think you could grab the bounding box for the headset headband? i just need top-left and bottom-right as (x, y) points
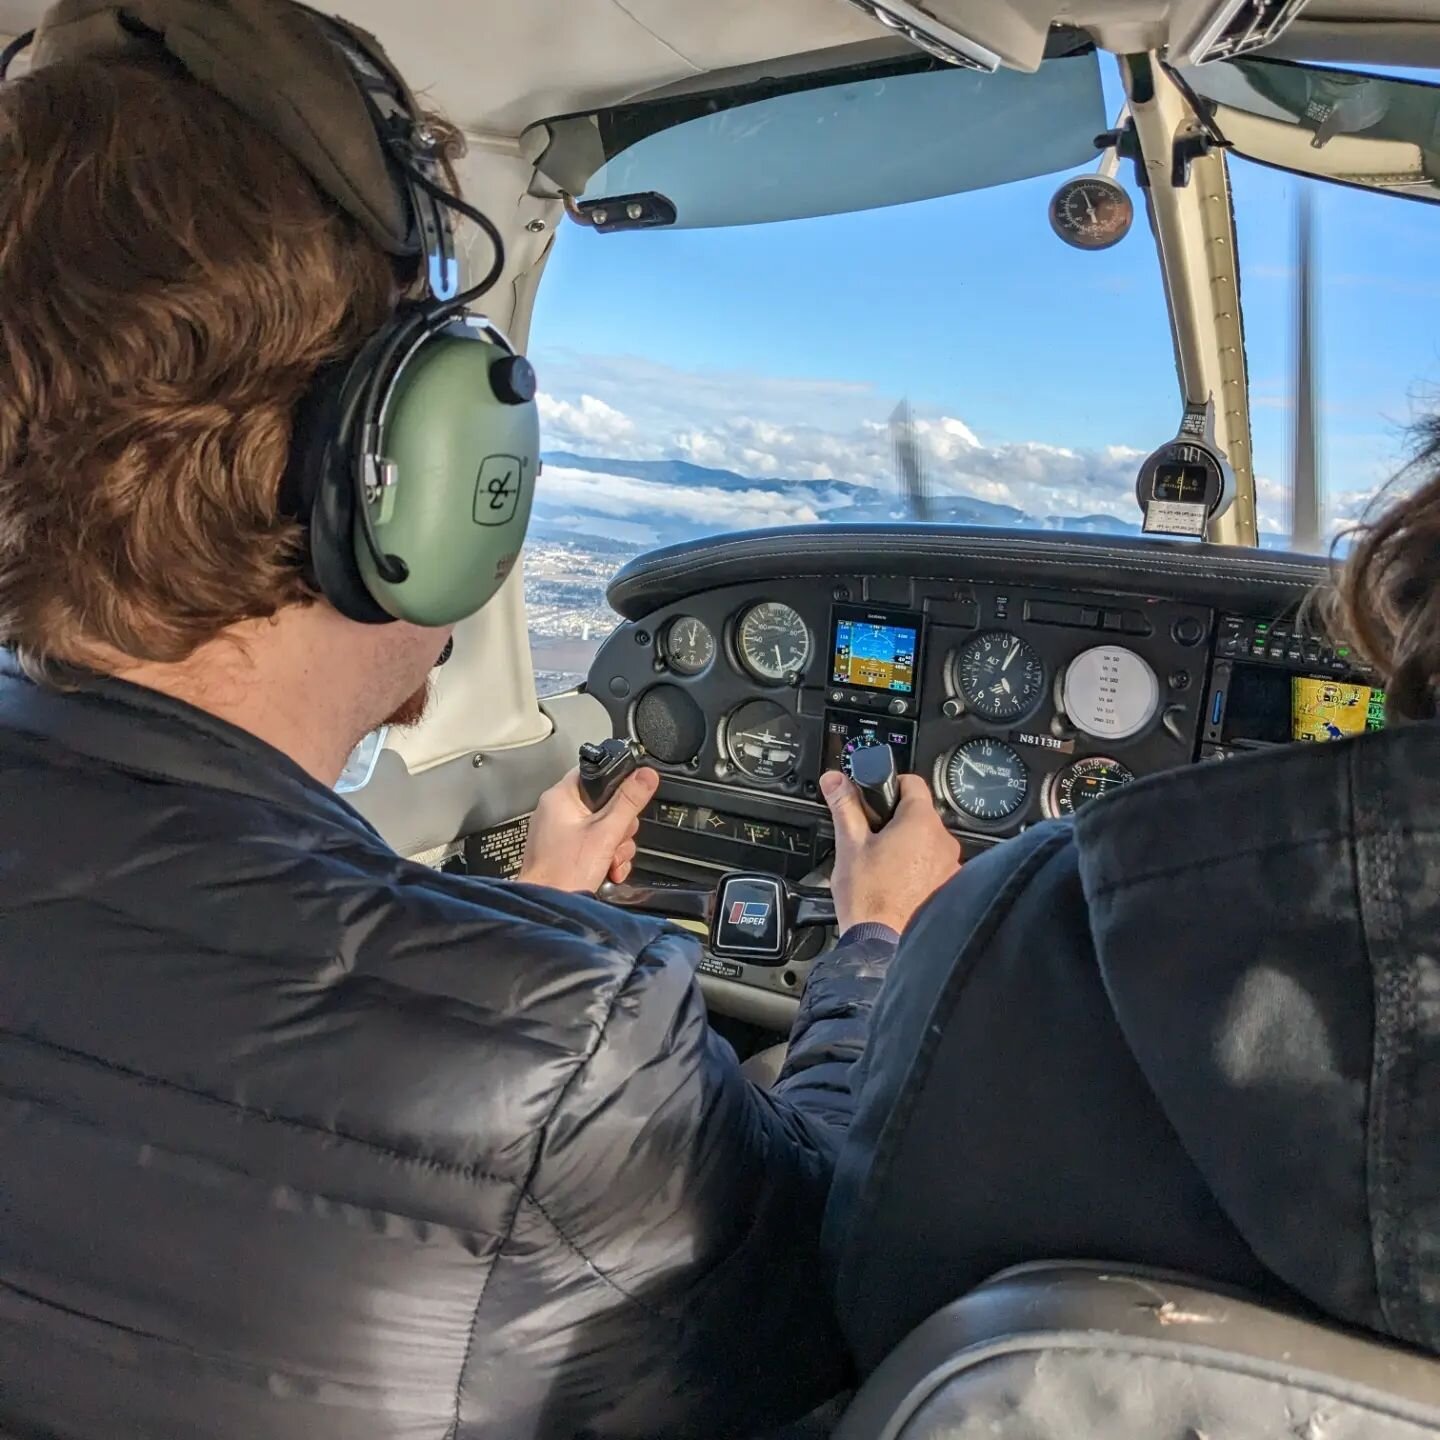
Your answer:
(8, 0), (501, 304)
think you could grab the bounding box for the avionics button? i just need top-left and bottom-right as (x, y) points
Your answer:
(1026, 599), (1084, 627)
(927, 598), (980, 628)
(1102, 610), (1125, 632)
(1123, 612), (1153, 637)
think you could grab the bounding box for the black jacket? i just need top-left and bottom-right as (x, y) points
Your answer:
(0, 657), (894, 1440)
(826, 722), (1440, 1370)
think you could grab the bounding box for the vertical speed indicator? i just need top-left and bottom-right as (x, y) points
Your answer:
(940, 737), (1030, 823)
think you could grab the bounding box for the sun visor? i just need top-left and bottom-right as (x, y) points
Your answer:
(30, 0), (413, 255)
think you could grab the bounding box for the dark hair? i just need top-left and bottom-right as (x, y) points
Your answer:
(0, 56), (399, 678)
(1328, 412), (1440, 722)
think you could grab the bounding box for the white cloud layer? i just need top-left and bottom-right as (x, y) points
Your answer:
(533, 350), (1301, 534)
(540, 465), (826, 533)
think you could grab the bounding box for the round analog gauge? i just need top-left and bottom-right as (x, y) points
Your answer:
(1062, 646), (1160, 741)
(663, 615), (715, 676)
(1043, 756), (1136, 818)
(953, 630), (1046, 723)
(1048, 175), (1134, 251)
(736, 602), (811, 684)
(940, 737), (1030, 823)
(725, 700), (801, 781)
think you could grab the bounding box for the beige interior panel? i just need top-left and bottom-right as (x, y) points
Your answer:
(9, 3), (1439, 145)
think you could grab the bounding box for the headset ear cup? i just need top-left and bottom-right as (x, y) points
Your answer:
(308, 441), (394, 624)
(284, 336), (402, 626)
(356, 320), (539, 626)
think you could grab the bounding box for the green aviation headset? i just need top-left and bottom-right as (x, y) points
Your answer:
(6, 0), (541, 629)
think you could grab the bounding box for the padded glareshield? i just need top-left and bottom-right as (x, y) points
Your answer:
(356, 320), (539, 626)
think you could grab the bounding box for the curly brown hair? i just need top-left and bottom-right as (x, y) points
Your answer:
(0, 55), (399, 678)
(1327, 414), (1440, 723)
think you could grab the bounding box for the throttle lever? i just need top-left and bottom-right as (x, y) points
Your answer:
(848, 743), (900, 830)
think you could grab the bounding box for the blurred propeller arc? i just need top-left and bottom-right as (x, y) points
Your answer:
(1289, 186), (1323, 552)
(890, 398), (933, 521)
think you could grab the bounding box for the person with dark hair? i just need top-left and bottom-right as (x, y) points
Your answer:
(0, 7), (961, 1439)
(823, 450), (1440, 1370)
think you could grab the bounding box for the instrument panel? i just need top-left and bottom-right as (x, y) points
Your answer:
(590, 577), (1215, 855)
(578, 528), (1368, 1015)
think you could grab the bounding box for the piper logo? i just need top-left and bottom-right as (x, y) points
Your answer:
(728, 900), (771, 930)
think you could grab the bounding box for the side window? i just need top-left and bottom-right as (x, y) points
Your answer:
(1231, 160), (1440, 552)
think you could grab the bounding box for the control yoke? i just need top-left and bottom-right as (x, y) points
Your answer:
(576, 741), (897, 961)
(849, 742), (900, 830)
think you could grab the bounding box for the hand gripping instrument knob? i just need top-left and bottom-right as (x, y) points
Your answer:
(578, 738), (643, 813)
(848, 744), (899, 831)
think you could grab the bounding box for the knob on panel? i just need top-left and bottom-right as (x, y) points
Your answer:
(632, 684), (705, 765)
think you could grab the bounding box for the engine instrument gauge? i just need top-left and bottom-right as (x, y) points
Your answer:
(1062, 646), (1160, 741)
(1043, 756), (1136, 818)
(1048, 175), (1134, 251)
(663, 615), (715, 676)
(737, 602), (811, 683)
(953, 630), (1045, 723)
(724, 700), (801, 781)
(940, 737), (1030, 823)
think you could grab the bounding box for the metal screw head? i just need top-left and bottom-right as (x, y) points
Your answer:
(626, 202), (644, 221)
(471, 753), (486, 769)
(525, 218), (547, 233)
(591, 208), (608, 226)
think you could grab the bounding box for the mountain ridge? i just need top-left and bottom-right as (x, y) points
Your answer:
(537, 449), (1140, 548)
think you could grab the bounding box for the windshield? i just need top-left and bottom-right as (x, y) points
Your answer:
(523, 54), (1440, 695)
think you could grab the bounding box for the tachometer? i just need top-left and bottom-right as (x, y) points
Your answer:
(1043, 756), (1136, 818)
(940, 737), (1029, 823)
(663, 615), (715, 676)
(724, 700), (801, 781)
(953, 631), (1045, 723)
(737, 602), (811, 683)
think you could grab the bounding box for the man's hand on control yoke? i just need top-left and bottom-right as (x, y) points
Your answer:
(822, 771), (961, 936)
(518, 766), (660, 892)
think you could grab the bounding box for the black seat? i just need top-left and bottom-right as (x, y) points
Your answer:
(835, 1262), (1440, 1439)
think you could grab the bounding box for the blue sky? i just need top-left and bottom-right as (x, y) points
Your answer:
(529, 56), (1440, 542)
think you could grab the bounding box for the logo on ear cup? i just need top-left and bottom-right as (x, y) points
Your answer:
(474, 455), (528, 526)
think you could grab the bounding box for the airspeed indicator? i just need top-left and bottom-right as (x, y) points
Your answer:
(737, 602), (810, 683)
